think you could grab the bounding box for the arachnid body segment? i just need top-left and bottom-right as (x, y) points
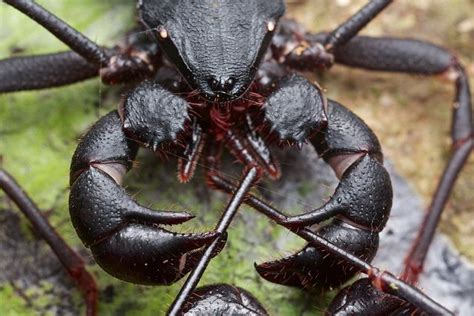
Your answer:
(140, 0), (285, 101)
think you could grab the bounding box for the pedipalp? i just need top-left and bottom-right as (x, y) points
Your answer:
(69, 82), (226, 286)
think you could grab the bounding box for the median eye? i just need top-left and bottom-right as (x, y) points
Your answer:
(224, 77), (236, 91)
(210, 78), (219, 89)
(208, 77), (236, 94)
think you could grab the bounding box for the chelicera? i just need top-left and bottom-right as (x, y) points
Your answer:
(0, 0), (472, 315)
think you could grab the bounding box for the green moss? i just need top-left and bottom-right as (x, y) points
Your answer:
(297, 181), (314, 198)
(0, 285), (31, 316)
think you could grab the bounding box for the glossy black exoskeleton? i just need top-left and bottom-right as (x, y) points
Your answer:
(182, 284), (269, 316)
(1, 0), (471, 315)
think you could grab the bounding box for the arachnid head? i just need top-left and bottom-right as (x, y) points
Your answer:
(139, 0), (285, 102)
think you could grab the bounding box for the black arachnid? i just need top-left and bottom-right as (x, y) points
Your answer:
(0, 0), (472, 315)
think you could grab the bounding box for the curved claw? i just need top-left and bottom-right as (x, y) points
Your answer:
(91, 227), (226, 285)
(277, 209), (335, 229)
(327, 278), (415, 315)
(278, 154), (392, 232)
(70, 167), (196, 247)
(255, 249), (318, 290)
(70, 166), (226, 285)
(256, 222), (379, 290)
(255, 244), (363, 291)
(255, 245), (362, 291)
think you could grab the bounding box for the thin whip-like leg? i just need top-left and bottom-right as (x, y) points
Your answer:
(0, 169), (98, 316)
(0, 52), (99, 92)
(3, 0), (107, 64)
(167, 167), (259, 316)
(208, 174), (453, 316)
(405, 136), (472, 282)
(169, 129), (271, 315)
(403, 70), (472, 282)
(1, 0), (104, 92)
(324, 0), (393, 51)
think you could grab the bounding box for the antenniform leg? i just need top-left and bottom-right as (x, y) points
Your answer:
(0, 169), (98, 316)
(323, 0), (393, 51)
(167, 167), (259, 316)
(328, 36), (473, 284)
(169, 116), (279, 314)
(69, 81), (224, 285)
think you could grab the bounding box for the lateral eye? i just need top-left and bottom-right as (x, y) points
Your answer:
(266, 20), (276, 32)
(156, 25), (168, 40)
